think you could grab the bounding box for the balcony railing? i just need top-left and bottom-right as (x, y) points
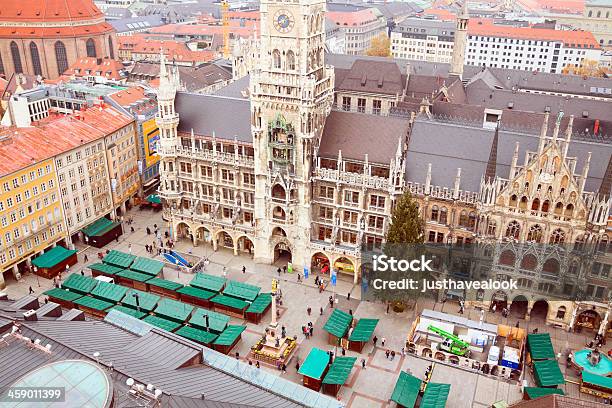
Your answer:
(314, 167), (389, 189)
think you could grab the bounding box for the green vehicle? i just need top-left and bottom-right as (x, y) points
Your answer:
(427, 325), (471, 357)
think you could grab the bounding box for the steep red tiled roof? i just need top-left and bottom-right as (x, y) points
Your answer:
(468, 20), (601, 48)
(119, 36), (215, 63)
(0, 0), (104, 22)
(0, 105), (133, 177)
(421, 8), (457, 21)
(63, 57), (125, 80)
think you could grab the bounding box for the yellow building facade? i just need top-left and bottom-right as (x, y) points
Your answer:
(0, 159), (66, 289)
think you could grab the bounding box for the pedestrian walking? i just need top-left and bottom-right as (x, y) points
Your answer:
(130, 226), (135, 233)
(341, 348), (346, 356)
(146, 227), (151, 235)
(128, 243), (132, 254)
(373, 336), (378, 347)
(307, 306), (312, 316)
(386, 303), (390, 314)
(256, 361), (260, 369)
(235, 352), (240, 360)
(295, 361), (300, 371)
(242, 266), (246, 274)
(277, 267), (281, 276)
(349, 309), (353, 316)
(28, 286), (34, 295)
(281, 325), (286, 338)
(80, 270), (84, 276)
(44, 298), (48, 304)
(385, 350), (390, 359)
(248, 360), (253, 366)
(381, 337), (386, 347)
(283, 265), (287, 274)
(361, 359), (366, 369)
(391, 351), (396, 361)
(223, 266), (227, 277)
(515, 321), (520, 328)
(83, 254), (88, 263)
(281, 363), (287, 373)
(347, 292), (351, 300)
(320, 306), (323, 315)
(297, 273), (301, 282)
(309, 326), (313, 337)
(401, 347), (405, 357)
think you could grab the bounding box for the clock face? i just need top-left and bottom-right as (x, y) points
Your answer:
(273, 10), (294, 33)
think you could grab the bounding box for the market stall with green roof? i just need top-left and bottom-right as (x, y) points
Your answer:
(62, 274), (98, 295)
(523, 387), (564, 400)
(322, 356), (357, 396)
(175, 326), (218, 347)
(189, 308), (229, 334)
(348, 318), (379, 352)
(211, 294), (249, 318)
(245, 293), (272, 324)
(88, 263), (124, 279)
(121, 289), (160, 313)
(177, 286), (215, 308)
(31, 246), (78, 279)
(580, 371), (612, 399)
(147, 278), (183, 299)
(74, 296), (114, 318)
(143, 315), (182, 332)
(141, 194), (162, 210)
(82, 217), (122, 248)
(223, 280), (261, 302)
(115, 270), (152, 291)
(103, 250), (136, 269)
(91, 281), (129, 304)
(189, 272), (226, 293)
(212, 325), (247, 354)
(109, 305), (147, 320)
(153, 298), (194, 323)
(421, 382), (451, 408)
(130, 257), (164, 277)
(298, 348), (331, 391)
(533, 359), (565, 388)
(527, 333), (556, 362)
(390, 372), (422, 408)
(43, 288), (83, 309)
(323, 309), (353, 345)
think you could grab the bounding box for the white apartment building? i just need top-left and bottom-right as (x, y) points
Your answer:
(465, 22), (602, 73)
(391, 18), (456, 63)
(327, 7), (387, 55)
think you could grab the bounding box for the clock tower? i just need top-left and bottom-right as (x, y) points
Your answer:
(250, 0), (334, 268)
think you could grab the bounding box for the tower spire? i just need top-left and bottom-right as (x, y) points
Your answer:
(449, 1), (469, 78)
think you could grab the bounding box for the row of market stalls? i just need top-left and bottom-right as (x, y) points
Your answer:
(391, 371), (450, 408)
(43, 250), (271, 355)
(524, 333), (566, 400)
(322, 308), (379, 352)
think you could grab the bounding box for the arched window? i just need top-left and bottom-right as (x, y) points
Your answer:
(29, 42), (42, 76)
(439, 207), (447, 224)
(542, 258), (560, 275)
(487, 220), (496, 236)
(519, 196), (528, 210)
(597, 10), (601, 17)
(505, 220), (520, 239)
(55, 41), (69, 75)
(286, 50), (295, 70)
(86, 38), (97, 57)
(541, 200), (550, 212)
(527, 225), (543, 243)
(521, 254), (537, 270)
(509, 194), (518, 207)
(108, 36), (115, 59)
(554, 202), (563, 214)
(549, 228), (565, 244)
(468, 212), (477, 230)
(564, 203), (574, 217)
(598, 235), (609, 253)
(531, 198), (540, 211)
(588, 10), (593, 16)
(574, 235), (585, 251)
(499, 250), (515, 266)
(272, 49), (281, 69)
(430, 205), (439, 222)
(10, 41), (23, 74)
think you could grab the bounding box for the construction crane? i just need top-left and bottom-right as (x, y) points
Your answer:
(221, 0), (230, 59)
(427, 325), (471, 357)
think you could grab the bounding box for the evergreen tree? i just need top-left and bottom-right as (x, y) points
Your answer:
(386, 192), (424, 245)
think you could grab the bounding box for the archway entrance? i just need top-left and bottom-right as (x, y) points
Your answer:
(510, 295), (528, 319)
(274, 242), (292, 264)
(217, 231), (234, 250)
(333, 257), (355, 276)
(176, 222), (191, 241)
(237, 236), (254, 256)
(195, 227), (211, 246)
(311, 252), (330, 275)
(576, 309), (601, 332)
(490, 290), (508, 312)
(530, 300), (549, 321)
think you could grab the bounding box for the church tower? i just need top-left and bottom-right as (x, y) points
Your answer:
(250, 0), (334, 268)
(449, 1), (469, 78)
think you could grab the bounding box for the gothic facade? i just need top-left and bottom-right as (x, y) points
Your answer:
(157, 0), (612, 332)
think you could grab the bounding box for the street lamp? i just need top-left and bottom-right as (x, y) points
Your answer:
(175, 259), (180, 278)
(204, 314), (210, 333)
(33, 266), (40, 287)
(132, 292), (141, 312)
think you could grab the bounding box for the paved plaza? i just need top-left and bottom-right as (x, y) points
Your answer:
(3, 206), (609, 407)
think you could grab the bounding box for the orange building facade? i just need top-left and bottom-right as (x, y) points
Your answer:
(0, 0), (118, 80)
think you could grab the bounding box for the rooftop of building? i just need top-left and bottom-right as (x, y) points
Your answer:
(63, 57), (127, 81)
(335, 59), (405, 96)
(118, 36), (216, 63)
(327, 8), (385, 27)
(420, 8), (457, 21)
(0, 104), (133, 177)
(468, 20), (601, 48)
(107, 85), (157, 116)
(148, 23), (257, 38)
(0, 0), (104, 23)
(110, 14), (166, 33)
(129, 61), (231, 92)
(394, 17), (456, 31)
